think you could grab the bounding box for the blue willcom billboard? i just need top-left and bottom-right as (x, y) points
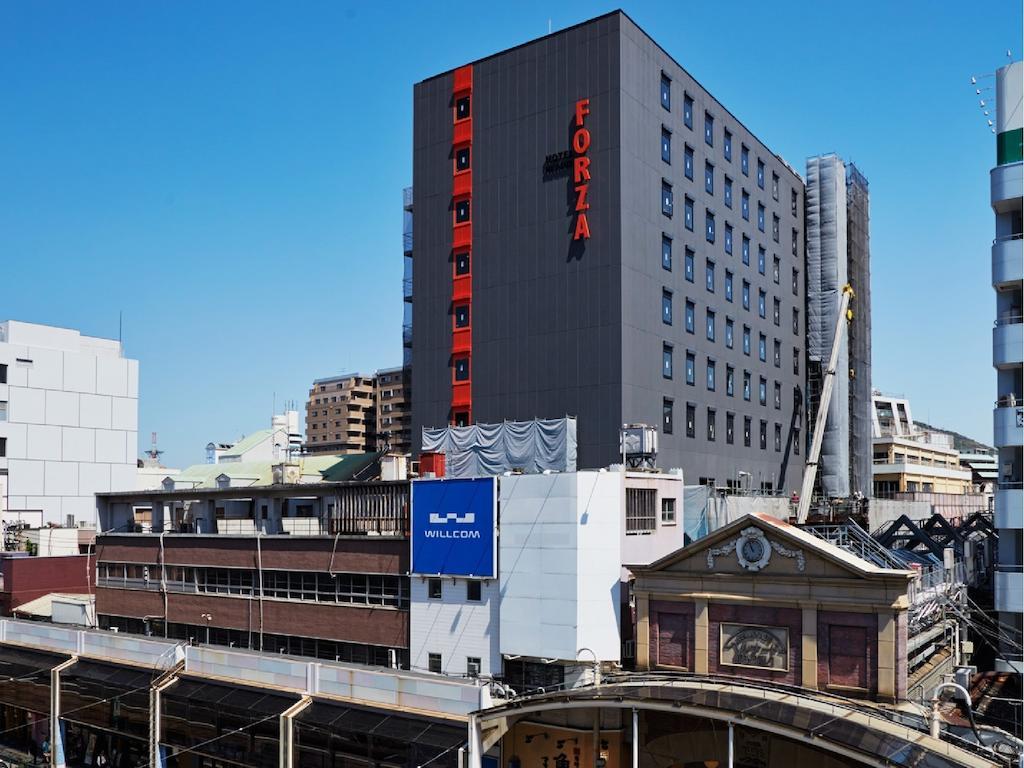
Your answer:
(411, 477), (496, 578)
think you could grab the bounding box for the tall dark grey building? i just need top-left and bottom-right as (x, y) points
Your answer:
(411, 11), (807, 491)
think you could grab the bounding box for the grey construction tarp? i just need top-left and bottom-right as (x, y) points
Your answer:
(806, 154), (850, 498)
(421, 417), (577, 478)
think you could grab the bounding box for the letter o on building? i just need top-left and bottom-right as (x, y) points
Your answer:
(572, 128), (591, 154)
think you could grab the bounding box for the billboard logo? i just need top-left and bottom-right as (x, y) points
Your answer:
(412, 477), (496, 577)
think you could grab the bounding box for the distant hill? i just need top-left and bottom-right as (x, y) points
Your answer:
(915, 420), (995, 455)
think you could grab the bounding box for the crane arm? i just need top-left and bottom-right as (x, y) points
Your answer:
(796, 284), (854, 523)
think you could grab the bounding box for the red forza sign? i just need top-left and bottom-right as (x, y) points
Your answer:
(573, 98), (591, 240)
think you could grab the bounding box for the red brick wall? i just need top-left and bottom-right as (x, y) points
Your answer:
(95, 587), (408, 647)
(817, 611), (878, 697)
(648, 600), (695, 670)
(0, 555), (94, 614)
(708, 604), (802, 686)
(96, 535), (407, 573)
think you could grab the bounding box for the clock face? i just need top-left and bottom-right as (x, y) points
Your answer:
(741, 538), (765, 563)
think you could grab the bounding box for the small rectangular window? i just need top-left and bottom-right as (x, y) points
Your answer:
(757, 203), (765, 232)
(467, 657), (482, 677)
(793, 347), (800, 375)
(0, 437), (6, 457)
(741, 145), (749, 175)
(772, 171), (779, 200)
(775, 423), (782, 452)
(758, 289), (767, 319)
(662, 235), (672, 271)
(726, 365), (735, 397)
(774, 381), (782, 409)
(792, 228), (799, 257)
(685, 300), (695, 333)
(455, 252), (471, 275)
(741, 191), (750, 221)
(684, 145), (694, 179)
(467, 580), (482, 602)
(759, 377), (768, 406)
(686, 403), (696, 438)
(706, 210), (715, 243)
(724, 223), (733, 255)
(724, 129), (732, 161)
(793, 308), (800, 335)
(706, 260), (715, 293)
(0, 364), (6, 384)
(661, 127), (672, 164)
(428, 578), (442, 599)
(455, 198), (471, 223)
(743, 325), (751, 355)
(454, 304), (470, 329)
(684, 197), (694, 231)
(726, 413), (735, 444)
(455, 146), (471, 172)
(705, 162), (714, 194)
(758, 247), (766, 275)
(706, 360), (716, 391)
(725, 318), (734, 348)
(663, 399), (674, 434)
(455, 96), (471, 121)
(742, 280), (751, 311)
(759, 333), (767, 362)
(454, 357), (470, 382)
(773, 256), (781, 284)
(725, 270), (733, 302)
(792, 267), (799, 296)
(683, 94), (694, 129)
(757, 159), (765, 189)
(760, 420), (768, 450)
(704, 112), (714, 146)
(743, 371), (751, 401)
(773, 297), (781, 326)
(773, 214), (780, 243)
(661, 498), (677, 524)
(663, 290), (673, 325)
(706, 309), (716, 341)
(707, 407), (716, 441)
(773, 339), (781, 367)
(663, 344), (673, 380)
(685, 352), (695, 385)
(744, 416), (752, 447)
(661, 74), (671, 110)
(429, 653), (443, 673)
(685, 248), (695, 282)
(662, 181), (674, 217)
(792, 189), (799, 217)
(742, 236), (750, 265)
(724, 176), (733, 208)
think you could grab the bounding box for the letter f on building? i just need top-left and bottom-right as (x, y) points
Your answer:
(575, 98), (590, 127)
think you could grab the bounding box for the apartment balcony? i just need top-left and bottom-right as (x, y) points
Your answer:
(993, 235), (1024, 287)
(993, 402), (1024, 446)
(995, 568), (1024, 613)
(403, 186), (413, 211)
(993, 317), (1023, 367)
(995, 482), (1023, 528)
(991, 161), (1023, 211)
(402, 323), (412, 348)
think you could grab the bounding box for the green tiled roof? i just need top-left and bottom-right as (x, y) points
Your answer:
(221, 429), (275, 458)
(171, 452), (380, 489)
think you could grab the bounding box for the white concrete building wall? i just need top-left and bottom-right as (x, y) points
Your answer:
(499, 471), (623, 663)
(0, 321), (139, 527)
(409, 577), (500, 677)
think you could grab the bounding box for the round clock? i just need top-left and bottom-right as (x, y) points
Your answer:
(735, 528), (772, 571)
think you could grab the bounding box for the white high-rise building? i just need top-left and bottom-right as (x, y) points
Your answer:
(0, 320), (139, 529)
(990, 59), (1023, 673)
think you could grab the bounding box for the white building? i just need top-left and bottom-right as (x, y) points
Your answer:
(408, 469), (690, 689)
(205, 410), (301, 465)
(0, 320), (139, 528)
(990, 59), (1023, 672)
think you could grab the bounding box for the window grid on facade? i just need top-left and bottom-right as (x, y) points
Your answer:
(626, 488), (657, 534)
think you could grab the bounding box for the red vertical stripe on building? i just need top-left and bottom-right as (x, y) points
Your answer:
(450, 65), (473, 425)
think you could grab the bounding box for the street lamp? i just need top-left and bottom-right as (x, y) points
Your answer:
(200, 613), (213, 645)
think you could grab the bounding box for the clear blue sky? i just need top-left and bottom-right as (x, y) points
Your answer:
(1, 1), (1019, 468)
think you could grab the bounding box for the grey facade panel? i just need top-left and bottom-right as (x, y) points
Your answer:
(413, 11), (807, 491)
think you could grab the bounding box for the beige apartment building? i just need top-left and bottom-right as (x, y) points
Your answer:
(304, 368), (411, 455)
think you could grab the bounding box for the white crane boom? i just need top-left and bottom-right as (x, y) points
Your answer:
(796, 285), (854, 523)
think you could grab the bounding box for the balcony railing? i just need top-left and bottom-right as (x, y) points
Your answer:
(402, 324), (412, 347)
(403, 232), (413, 254)
(994, 233), (1024, 243)
(995, 313), (1023, 327)
(996, 394), (1023, 407)
(403, 187), (413, 209)
(403, 278), (413, 301)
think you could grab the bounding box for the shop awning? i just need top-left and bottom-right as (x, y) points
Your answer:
(297, 699), (466, 749)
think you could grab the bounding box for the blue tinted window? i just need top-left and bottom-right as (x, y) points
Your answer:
(661, 74), (671, 110)
(705, 211), (715, 243)
(724, 129), (732, 161)
(686, 352), (695, 385)
(743, 327), (751, 356)
(685, 301), (695, 334)
(706, 310), (715, 341)
(662, 182), (674, 217)
(725, 270), (733, 302)
(704, 112), (714, 146)
(741, 191), (750, 221)
(662, 290), (673, 324)
(725, 224), (733, 255)
(742, 236), (750, 265)
(684, 145), (694, 179)
(725, 319), (734, 348)
(683, 94), (693, 129)
(663, 344), (673, 379)
(705, 162), (714, 194)
(724, 177), (733, 208)
(661, 128), (671, 164)
(662, 236), (672, 271)
(741, 145), (749, 175)
(685, 248), (695, 282)
(684, 197), (694, 231)
(706, 360), (716, 391)
(706, 260), (715, 292)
